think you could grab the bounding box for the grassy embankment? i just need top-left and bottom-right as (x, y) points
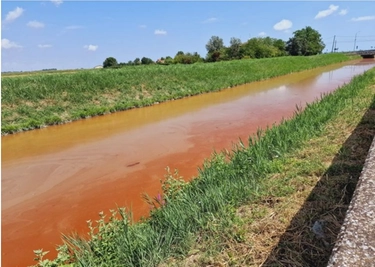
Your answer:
(2, 53), (355, 135)
(32, 66), (375, 266)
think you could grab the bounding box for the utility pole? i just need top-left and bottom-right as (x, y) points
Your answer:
(354, 31), (360, 51)
(331, 35), (336, 53)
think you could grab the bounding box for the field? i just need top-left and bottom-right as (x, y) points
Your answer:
(31, 65), (375, 267)
(1, 54), (354, 135)
(1, 69), (82, 78)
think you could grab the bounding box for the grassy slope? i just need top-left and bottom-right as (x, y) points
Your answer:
(31, 67), (375, 267)
(1, 54), (354, 135)
(160, 70), (375, 267)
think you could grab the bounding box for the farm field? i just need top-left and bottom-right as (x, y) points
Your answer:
(1, 54), (354, 135)
(1, 68), (82, 78)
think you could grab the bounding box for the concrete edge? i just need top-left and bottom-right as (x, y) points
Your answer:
(327, 137), (375, 267)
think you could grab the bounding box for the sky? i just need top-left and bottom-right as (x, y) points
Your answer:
(1, 1), (375, 72)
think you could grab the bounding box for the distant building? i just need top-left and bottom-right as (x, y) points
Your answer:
(94, 65), (103, 69)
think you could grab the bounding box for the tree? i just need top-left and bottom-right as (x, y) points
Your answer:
(228, 37), (242, 59)
(174, 51), (203, 64)
(273, 39), (287, 56)
(205, 36), (224, 54)
(103, 57), (118, 68)
(133, 58), (141, 65)
(286, 26), (325, 56)
(141, 57), (154, 65)
(165, 56), (174, 65)
(240, 37), (286, 59)
(205, 36), (226, 62)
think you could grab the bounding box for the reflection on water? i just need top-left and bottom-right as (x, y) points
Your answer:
(1, 59), (375, 267)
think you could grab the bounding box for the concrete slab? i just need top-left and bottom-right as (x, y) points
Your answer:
(327, 138), (375, 267)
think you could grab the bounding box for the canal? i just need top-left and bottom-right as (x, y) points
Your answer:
(2, 59), (375, 266)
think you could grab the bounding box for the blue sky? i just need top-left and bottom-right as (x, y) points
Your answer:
(1, 1), (375, 72)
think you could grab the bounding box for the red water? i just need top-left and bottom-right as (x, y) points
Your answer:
(2, 59), (374, 266)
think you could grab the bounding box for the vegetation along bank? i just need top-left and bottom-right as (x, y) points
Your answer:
(32, 66), (375, 266)
(1, 53), (356, 135)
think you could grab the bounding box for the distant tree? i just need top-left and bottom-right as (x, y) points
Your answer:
(286, 38), (303, 56)
(141, 57), (154, 65)
(206, 36), (224, 54)
(208, 51), (221, 62)
(134, 58), (141, 65)
(228, 37), (242, 59)
(206, 48), (229, 62)
(192, 52), (204, 63)
(205, 36), (226, 62)
(174, 51), (203, 64)
(103, 57), (118, 68)
(273, 39), (287, 56)
(165, 56), (174, 65)
(240, 37), (286, 59)
(286, 26), (325, 56)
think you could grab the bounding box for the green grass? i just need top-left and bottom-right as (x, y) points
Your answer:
(2, 53), (356, 135)
(160, 72), (375, 267)
(31, 66), (375, 267)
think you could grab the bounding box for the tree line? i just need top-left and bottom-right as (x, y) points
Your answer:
(103, 26), (325, 68)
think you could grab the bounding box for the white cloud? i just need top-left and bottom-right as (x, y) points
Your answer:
(203, 17), (218, 23)
(65, 25), (83, 30)
(57, 25), (84, 37)
(51, 0), (63, 6)
(273, 19), (292, 31)
(2, 39), (22, 49)
(315, 4), (339, 19)
(258, 32), (267, 37)
(38, 44), (52, 48)
(27, 20), (45, 28)
(339, 9), (348, 16)
(154, 29), (167, 35)
(4, 7), (24, 23)
(351, 16), (375, 21)
(139, 25), (147, 28)
(84, 45), (98, 51)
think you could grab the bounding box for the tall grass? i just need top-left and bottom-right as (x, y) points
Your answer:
(2, 54), (354, 135)
(31, 67), (375, 267)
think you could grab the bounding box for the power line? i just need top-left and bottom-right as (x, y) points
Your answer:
(335, 35), (375, 38)
(334, 37), (375, 41)
(335, 39), (375, 43)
